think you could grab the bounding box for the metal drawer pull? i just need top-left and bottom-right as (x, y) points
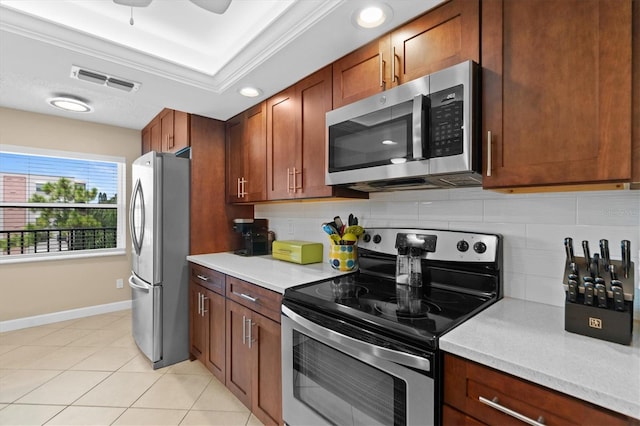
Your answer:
(234, 292), (258, 303)
(479, 396), (545, 426)
(201, 296), (208, 315)
(196, 274), (209, 282)
(486, 130), (492, 177)
(242, 315), (246, 345)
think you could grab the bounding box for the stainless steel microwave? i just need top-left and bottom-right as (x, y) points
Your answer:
(326, 60), (481, 191)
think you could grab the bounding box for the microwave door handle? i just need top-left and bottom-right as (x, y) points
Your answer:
(412, 94), (424, 160)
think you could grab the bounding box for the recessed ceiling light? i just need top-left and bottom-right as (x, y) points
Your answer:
(238, 87), (262, 98)
(353, 4), (392, 29)
(47, 96), (93, 113)
(381, 140), (397, 145)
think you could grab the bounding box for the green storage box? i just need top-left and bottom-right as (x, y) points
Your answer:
(272, 240), (323, 264)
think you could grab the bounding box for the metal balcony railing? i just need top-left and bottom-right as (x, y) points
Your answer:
(0, 227), (117, 255)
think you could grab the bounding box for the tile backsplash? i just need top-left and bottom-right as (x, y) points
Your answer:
(255, 188), (640, 316)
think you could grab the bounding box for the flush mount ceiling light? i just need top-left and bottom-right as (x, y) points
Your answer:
(353, 3), (392, 29)
(238, 87), (262, 98)
(47, 96), (93, 113)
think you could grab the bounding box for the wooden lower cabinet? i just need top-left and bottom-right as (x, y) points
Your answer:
(443, 353), (632, 426)
(189, 264), (226, 383)
(189, 263), (283, 425)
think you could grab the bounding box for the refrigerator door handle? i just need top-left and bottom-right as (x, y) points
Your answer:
(128, 273), (151, 291)
(129, 178), (145, 256)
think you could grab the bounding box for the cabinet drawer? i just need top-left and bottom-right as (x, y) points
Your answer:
(444, 354), (630, 426)
(226, 276), (282, 323)
(190, 263), (225, 295)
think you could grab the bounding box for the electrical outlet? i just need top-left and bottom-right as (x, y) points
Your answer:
(116, 278), (124, 289)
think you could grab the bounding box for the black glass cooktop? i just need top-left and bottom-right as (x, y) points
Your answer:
(284, 271), (495, 349)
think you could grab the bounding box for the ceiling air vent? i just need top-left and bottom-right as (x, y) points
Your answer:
(70, 66), (140, 92)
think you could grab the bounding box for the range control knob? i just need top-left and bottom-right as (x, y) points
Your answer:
(363, 234), (371, 243)
(373, 234), (382, 244)
(473, 241), (487, 254)
(457, 240), (469, 252)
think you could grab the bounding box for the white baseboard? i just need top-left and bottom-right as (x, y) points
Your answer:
(0, 300), (132, 333)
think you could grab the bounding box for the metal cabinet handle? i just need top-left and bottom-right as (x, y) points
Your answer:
(234, 292), (258, 303)
(486, 130), (492, 177)
(237, 177), (241, 198)
(247, 318), (255, 348)
(196, 274), (209, 282)
(287, 168), (292, 193)
(201, 295), (208, 315)
(392, 46), (397, 83)
(379, 51), (385, 88)
(293, 167), (302, 192)
(198, 293), (202, 316)
(478, 396), (545, 426)
(242, 314), (246, 345)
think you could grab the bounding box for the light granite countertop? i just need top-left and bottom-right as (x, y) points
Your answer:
(439, 298), (640, 420)
(186, 252), (349, 294)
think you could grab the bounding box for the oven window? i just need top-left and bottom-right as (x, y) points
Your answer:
(292, 330), (406, 426)
(328, 101), (413, 172)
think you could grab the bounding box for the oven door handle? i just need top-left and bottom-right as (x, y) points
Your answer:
(282, 305), (431, 372)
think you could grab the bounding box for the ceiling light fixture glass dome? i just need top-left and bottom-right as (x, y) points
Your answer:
(238, 87), (262, 98)
(353, 3), (392, 29)
(47, 96), (93, 113)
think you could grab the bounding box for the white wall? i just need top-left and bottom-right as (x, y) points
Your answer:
(256, 187), (640, 316)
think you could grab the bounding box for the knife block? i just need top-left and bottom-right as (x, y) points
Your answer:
(563, 257), (634, 345)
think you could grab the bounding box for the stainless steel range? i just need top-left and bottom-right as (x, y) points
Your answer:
(281, 228), (502, 426)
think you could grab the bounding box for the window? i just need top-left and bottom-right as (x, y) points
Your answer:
(0, 145), (126, 263)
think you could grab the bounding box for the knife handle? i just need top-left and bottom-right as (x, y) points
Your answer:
(611, 281), (625, 311)
(599, 239), (610, 272)
(583, 281), (595, 306)
(621, 240), (631, 279)
(594, 280), (607, 308)
(567, 279), (578, 303)
(582, 240), (591, 273)
(591, 253), (600, 279)
(564, 237), (575, 265)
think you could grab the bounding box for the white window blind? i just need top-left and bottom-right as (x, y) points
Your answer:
(0, 144), (126, 263)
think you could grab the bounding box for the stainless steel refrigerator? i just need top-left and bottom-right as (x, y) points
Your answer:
(128, 151), (190, 369)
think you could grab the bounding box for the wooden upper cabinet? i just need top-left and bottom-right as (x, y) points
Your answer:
(226, 103), (267, 203)
(391, 0), (479, 84)
(633, 0), (640, 186)
(141, 108), (190, 154)
(481, 0), (632, 189)
(266, 86), (298, 200)
(161, 109), (190, 154)
(141, 116), (161, 154)
(332, 37), (390, 109)
(332, 0), (479, 109)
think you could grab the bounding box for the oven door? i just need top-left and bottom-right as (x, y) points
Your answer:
(281, 304), (435, 426)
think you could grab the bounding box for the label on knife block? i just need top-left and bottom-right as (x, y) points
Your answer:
(562, 257), (634, 346)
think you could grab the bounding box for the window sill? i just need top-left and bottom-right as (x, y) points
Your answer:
(0, 248), (126, 265)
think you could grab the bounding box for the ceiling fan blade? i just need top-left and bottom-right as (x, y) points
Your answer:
(113, 0), (153, 7)
(189, 0), (232, 14)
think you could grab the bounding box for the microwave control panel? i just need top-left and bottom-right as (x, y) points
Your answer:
(429, 84), (464, 158)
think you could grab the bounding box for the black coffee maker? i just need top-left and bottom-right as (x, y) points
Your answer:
(232, 218), (269, 256)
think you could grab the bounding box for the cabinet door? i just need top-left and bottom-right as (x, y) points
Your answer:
(632, 0), (640, 185)
(170, 110), (190, 153)
(225, 299), (253, 409)
(189, 283), (206, 361)
(251, 313), (282, 426)
(391, 0), (479, 85)
(332, 37), (390, 108)
(141, 126), (151, 154)
(204, 288), (225, 383)
(244, 103), (267, 201)
(149, 117), (162, 153)
(297, 65), (333, 199)
(482, 0), (632, 188)
(266, 87), (299, 200)
(160, 109), (175, 153)
(226, 113), (245, 203)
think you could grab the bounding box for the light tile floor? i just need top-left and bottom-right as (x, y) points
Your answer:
(0, 310), (264, 426)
